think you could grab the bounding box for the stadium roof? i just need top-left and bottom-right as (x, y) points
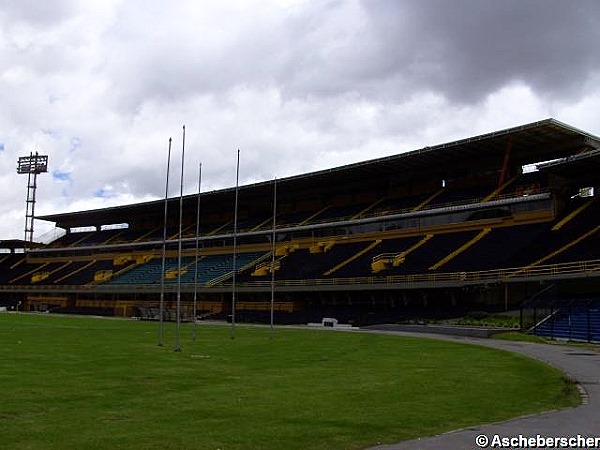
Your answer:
(38, 118), (600, 230)
(538, 147), (600, 186)
(0, 239), (44, 250)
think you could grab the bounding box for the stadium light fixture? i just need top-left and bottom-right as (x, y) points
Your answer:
(17, 152), (49, 245)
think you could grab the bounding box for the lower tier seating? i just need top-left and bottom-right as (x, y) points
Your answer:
(533, 299), (600, 342)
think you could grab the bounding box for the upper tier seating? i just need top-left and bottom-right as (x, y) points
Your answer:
(268, 241), (370, 280)
(441, 223), (546, 271)
(0, 254), (28, 284)
(379, 231), (480, 275)
(510, 196), (599, 267)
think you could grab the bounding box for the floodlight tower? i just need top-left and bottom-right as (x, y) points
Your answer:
(17, 152), (48, 245)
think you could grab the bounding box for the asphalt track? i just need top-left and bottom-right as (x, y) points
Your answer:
(364, 329), (600, 450)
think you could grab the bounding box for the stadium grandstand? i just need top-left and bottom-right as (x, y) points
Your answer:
(1, 118), (599, 339)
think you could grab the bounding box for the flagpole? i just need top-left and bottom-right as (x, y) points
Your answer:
(158, 137), (172, 347)
(192, 162), (202, 342)
(230, 148), (240, 339)
(175, 125), (185, 352)
(270, 177), (277, 339)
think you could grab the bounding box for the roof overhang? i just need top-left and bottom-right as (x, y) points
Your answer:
(0, 239), (44, 251)
(538, 148), (600, 186)
(37, 118), (600, 230)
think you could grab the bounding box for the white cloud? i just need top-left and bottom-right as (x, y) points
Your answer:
(1, 0), (599, 241)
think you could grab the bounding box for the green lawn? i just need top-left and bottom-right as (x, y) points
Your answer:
(491, 331), (552, 343)
(0, 314), (579, 450)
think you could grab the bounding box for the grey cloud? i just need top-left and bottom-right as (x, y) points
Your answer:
(0, 0), (79, 27)
(102, 1), (290, 112)
(1, 0), (600, 240)
(100, 0), (600, 114)
(357, 0), (600, 102)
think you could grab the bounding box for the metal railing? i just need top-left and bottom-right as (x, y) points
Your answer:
(2, 258), (598, 294)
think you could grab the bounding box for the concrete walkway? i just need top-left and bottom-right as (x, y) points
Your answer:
(365, 330), (600, 450)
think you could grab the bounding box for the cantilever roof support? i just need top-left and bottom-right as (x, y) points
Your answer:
(498, 136), (512, 190)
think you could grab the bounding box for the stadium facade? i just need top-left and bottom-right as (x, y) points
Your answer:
(1, 119), (599, 329)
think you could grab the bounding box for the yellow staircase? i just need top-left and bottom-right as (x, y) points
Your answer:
(510, 224), (600, 277)
(31, 271), (50, 283)
(250, 217), (273, 231)
(481, 175), (518, 202)
(275, 243), (299, 257)
(55, 260), (97, 284)
(31, 261), (73, 283)
(371, 235), (433, 273)
(324, 240), (382, 276)
(134, 227), (160, 242)
(351, 197), (387, 220)
(90, 255), (154, 285)
(103, 230), (125, 244)
(207, 220), (232, 236)
(552, 197), (597, 231)
(429, 228), (491, 270)
(10, 262), (50, 284)
(309, 241), (335, 254)
(94, 270), (113, 283)
(412, 189), (444, 212)
(251, 259), (281, 277)
(299, 206), (330, 226)
(165, 267), (188, 279)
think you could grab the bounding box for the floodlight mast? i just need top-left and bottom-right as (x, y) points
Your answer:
(17, 152), (48, 246)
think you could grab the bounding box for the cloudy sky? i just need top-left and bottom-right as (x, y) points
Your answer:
(1, 0), (599, 241)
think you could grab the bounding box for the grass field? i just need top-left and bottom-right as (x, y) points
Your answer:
(0, 314), (579, 450)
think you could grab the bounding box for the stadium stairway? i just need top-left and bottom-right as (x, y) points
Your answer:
(375, 230), (479, 275)
(298, 205), (330, 225)
(30, 261), (73, 284)
(441, 223), (545, 272)
(323, 240), (382, 276)
(370, 235), (432, 273)
(510, 224), (600, 278)
(411, 188), (444, 211)
(428, 228), (491, 270)
(9, 261), (50, 284)
(506, 195), (599, 269)
(250, 216), (273, 232)
(351, 197), (388, 220)
(133, 227), (161, 242)
(207, 220), (233, 236)
(480, 175), (519, 202)
(264, 241), (367, 280)
(551, 196), (597, 231)
(57, 260), (99, 284)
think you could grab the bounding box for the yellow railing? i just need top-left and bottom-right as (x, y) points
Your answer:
(234, 258), (600, 288)
(3, 259), (598, 293)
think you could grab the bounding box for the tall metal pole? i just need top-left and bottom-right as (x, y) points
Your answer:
(17, 151), (48, 248)
(23, 164), (34, 243)
(192, 162), (202, 342)
(175, 125), (185, 352)
(230, 149), (240, 339)
(270, 177), (277, 339)
(158, 138), (172, 347)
